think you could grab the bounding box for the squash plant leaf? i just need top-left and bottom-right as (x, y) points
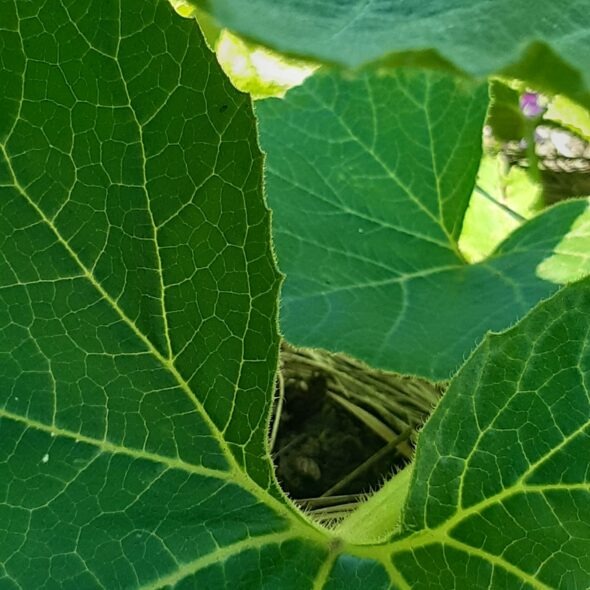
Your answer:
(193, 0), (590, 107)
(393, 276), (590, 590)
(0, 0), (305, 587)
(2, 2), (590, 589)
(256, 69), (590, 380)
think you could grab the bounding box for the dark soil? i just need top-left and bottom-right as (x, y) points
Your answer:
(273, 375), (403, 499)
(270, 344), (441, 509)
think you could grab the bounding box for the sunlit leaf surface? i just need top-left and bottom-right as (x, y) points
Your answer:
(196, 0), (590, 106)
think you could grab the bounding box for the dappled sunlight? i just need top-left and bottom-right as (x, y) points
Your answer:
(458, 155), (542, 263)
(536, 201), (590, 283)
(215, 31), (317, 98)
(170, 0), (315, 98)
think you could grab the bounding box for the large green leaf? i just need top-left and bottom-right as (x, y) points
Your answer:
(393, 276), (590, 589)
(194, 0), (590, 106)
(256, 69), (590, 380)
(0, 0), (295, 586)
(2, 2), (590, 588)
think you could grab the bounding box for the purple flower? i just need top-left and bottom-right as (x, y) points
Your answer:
(520, 92), (545, 118)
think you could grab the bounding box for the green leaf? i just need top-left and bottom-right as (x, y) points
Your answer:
(2, 3), (590, 588)
(394, 276), (590, 589)
(0, 0), (304, 586)
(256, 69), (590, 380)
(195, 0), (590, 106)
(536, 204), (590, 284)
(487, 80), (527, 143)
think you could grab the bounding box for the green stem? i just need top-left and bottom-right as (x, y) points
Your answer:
(475, 185), (526, 222)
(335, 463), (414, 544)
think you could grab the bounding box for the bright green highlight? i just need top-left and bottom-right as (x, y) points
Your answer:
(545, 95), (590, 141)
(171, 0), (316, 98)
(215, 30), (316, 99)
(459, 155), (543, 263)
(336, 464), (414, 545)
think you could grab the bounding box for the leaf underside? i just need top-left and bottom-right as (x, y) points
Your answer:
(257, 69), (590, 380)
(196, 0), (590, 107)
(1, 2), (590, 589)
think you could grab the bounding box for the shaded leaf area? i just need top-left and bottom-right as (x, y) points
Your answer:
(195, 0), (590, 107)
(487, 80), (528, 143)
(257, 69), (590, 380)
(2, 1), (590, 589)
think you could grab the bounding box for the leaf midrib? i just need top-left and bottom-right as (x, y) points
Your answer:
(137, 530), (300, 590)
(0, 142), (304, 531)
(308, 79), (469, 259)
(0, 140), (230, 454)
(0, 406), (229, 480)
